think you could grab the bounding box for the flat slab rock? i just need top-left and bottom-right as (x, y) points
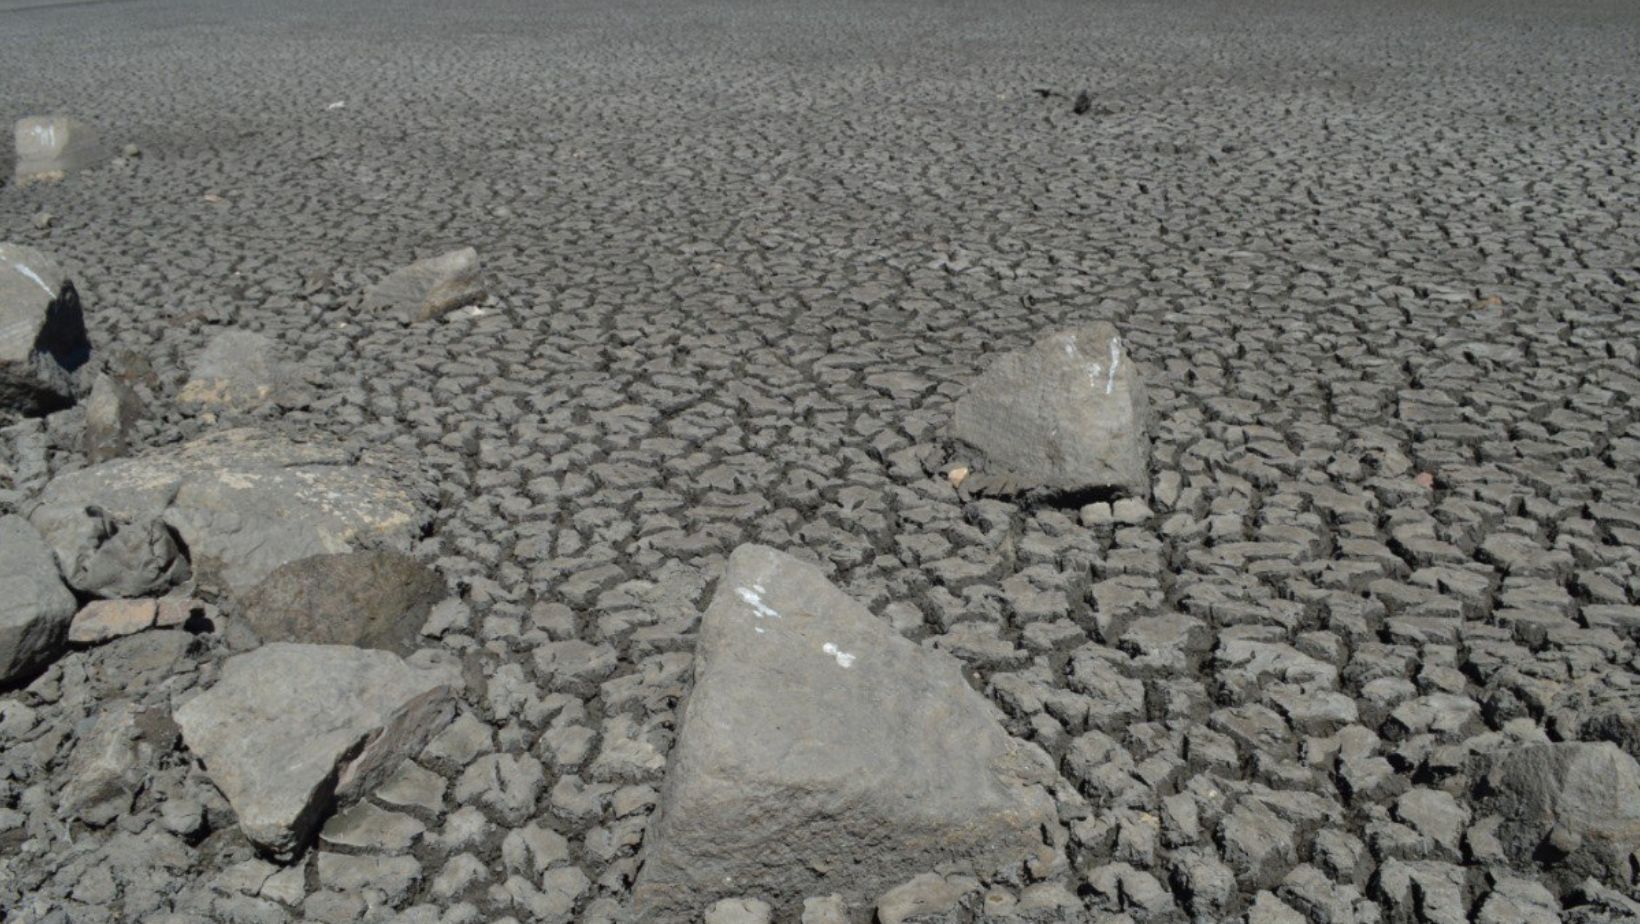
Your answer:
(0, 242), (92, 415)
(633, 543), (1059, 921)
(26, 427), (427, 597)
(950, 321), (1150, 500)
(174, 643), (459, 858)
(178, 329), (306, 412)
(361, 247), (484, 323)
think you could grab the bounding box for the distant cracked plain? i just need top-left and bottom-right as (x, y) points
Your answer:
(2, 0), (1639, 922)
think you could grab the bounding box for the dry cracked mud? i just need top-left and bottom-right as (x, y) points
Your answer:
(2, 0), (1639, 922)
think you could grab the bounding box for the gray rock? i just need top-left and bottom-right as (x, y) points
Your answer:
(58, 701), (143, 825)
(361, 248), (485, 323)
(235, 550), (445, 655)
(13, 116), (105, 184)
(950, 322), (1150, 499)
(0, 242), (91, 415)
(173, 642), (459, 858)
(80, 371), (142, 463)
(1476, 875), (1560, 924)
(453, 752), (545, 825)
(45, 505), (190, 599)
(375, 761), (446, 814)
(704, 898), (773, 924)
(28, 428), (427, 597)
(633, 544), (1059, 921)
(177, 330), (305, 412)
(799, 895), (849, 924)
(319, 800), (425, 852)
(1475, 741), (1640, 889)
(0, 514), (77, 685)
(877, 873), (978, 924)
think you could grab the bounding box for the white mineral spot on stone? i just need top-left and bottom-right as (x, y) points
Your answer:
(736, 586), (780, 620)
(821, 642), (855, 668)
(326, 100), (346, 109)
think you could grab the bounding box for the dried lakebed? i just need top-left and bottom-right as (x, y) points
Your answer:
(2, 0), (1640, 922)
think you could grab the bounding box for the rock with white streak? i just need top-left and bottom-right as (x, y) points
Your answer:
(14, 116), (106, 185)
(950, 321), (1150, 499)
(1, 243), (92, 415)
(633, 544), (1058, 920)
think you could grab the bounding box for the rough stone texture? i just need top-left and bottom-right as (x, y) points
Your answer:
(13, 115), (105, 184)
(0, 514), (77, 685)
(235, 550), (445, 655)
(177, 329), (304, 412)
(28, 428), (427, 596)
(360, 248), (484, 323)
(1475, 742), (1640, 891)
(173, 643), (459, 858)
(634, 544), (1058, 921)
(58, 702), (144, 826)
(2, 2), (1640, 921)
(80, 370), (143, 463)
(950, 322), (1151, 500)
(0, 242), (91, 415)
(67, 598), (159, 645)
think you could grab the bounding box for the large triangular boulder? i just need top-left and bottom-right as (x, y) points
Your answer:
(27, 428), (427, 597)
(950, 321), (1150, 499)
(633, 544), (1059, 921)
(361, 248), (484, 323)
(174, 643), (459, 858)
(0, 243), (92, 415)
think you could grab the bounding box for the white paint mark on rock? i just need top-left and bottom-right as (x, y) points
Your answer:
(736, 587), (780, 620)
(1106, 337), (1122, 394)
(11, 263), (54, 296)
(821, 642), (856, 668)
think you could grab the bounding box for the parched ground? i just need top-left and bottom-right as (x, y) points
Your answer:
(2, 0), (1639, 921)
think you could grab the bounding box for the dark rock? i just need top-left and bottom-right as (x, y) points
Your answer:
(235, 551), (444, 655)
(1475, 742), (1640, 892)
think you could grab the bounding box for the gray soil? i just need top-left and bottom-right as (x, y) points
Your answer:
(2, 0), (1639, 922)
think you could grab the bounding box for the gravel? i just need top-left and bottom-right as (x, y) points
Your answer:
(2, 0), (1638, 921)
